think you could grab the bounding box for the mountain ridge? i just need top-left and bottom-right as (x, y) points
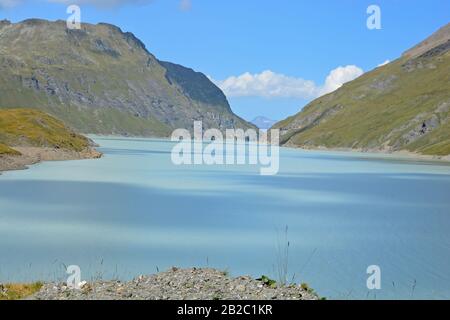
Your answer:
(251, 116), (277, 130)
(0, 19), (254, 136)
(273, 22), (450, 157)
(403, 22), (450, 58)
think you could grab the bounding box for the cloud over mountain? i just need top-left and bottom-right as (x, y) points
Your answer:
(213, 65), (364, 100)
(319, 65), (364, 96)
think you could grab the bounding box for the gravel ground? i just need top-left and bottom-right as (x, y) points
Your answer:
(0, 147), (101, 172)
(29, 267), (319, 300)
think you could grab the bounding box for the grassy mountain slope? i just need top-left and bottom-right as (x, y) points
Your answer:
(274, 23), (450, 156)
(0, 108), (91, 154)
(0, 19), (253, 136)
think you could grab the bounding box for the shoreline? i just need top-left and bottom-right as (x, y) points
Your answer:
(1, 136), (449, 175)
(91, 134), (450, 162)
(0, 146), (102, 173)
(92, 134), (450, 163)
(283, 142), (450, 164)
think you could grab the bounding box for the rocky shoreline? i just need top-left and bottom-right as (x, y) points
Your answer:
(0, 146), (102, 173)
(27, 268), (320, 300)
(283, 142), (450, 163)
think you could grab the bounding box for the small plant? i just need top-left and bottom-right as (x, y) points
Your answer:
(257, 275), (277, 288)
(300, 282), (309, 291)
(411, 279), (417, 298)
(212, 294), (222, 300)
(275, 226), (290, 286)
(300, 282), (316, 294)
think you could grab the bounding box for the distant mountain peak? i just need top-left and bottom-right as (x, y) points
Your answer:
(251, 116), (277, 130)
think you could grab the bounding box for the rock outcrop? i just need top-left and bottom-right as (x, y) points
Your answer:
(0, 19), (254, 136)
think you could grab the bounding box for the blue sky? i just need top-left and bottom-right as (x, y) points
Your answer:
(1, 0), (449, 121)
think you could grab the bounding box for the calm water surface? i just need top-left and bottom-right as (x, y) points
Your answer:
(1, 137), (449, 299)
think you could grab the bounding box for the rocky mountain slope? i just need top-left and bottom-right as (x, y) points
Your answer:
(274, 23), (450, 156)
(0, 19), (253, 136)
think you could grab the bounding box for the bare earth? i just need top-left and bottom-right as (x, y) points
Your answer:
(0, 147), (102, 173)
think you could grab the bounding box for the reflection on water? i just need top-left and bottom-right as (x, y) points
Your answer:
(0, 136), (449, 299)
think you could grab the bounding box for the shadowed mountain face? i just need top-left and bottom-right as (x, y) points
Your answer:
(0, 19), (254, 136)
(274, 23), (450, 156)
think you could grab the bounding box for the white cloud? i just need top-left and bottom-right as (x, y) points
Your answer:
(319, 65), (364, 96)
(214, 70), (318, 99)
(377, 60), (390, 67)
(213, 65), (364, 99)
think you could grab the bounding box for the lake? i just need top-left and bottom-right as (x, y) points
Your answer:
(1, 136), (450, 299)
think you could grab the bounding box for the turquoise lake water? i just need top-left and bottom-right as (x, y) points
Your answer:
(1, 136), (450, 299)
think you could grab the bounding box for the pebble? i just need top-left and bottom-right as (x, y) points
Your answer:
(28, 268), (319, 300)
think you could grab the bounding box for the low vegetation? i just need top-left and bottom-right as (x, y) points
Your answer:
(0, 142), (20, 155)
(0, 282), (43, 300)
(0, 108), (91, 153)
(257, 275), (277, 288)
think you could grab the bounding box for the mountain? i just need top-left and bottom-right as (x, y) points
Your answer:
(273, 23), (450, 156)
(251, 116), (277, 130)
(0, 19), (254, 136)
(403, 23), (450, 58)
